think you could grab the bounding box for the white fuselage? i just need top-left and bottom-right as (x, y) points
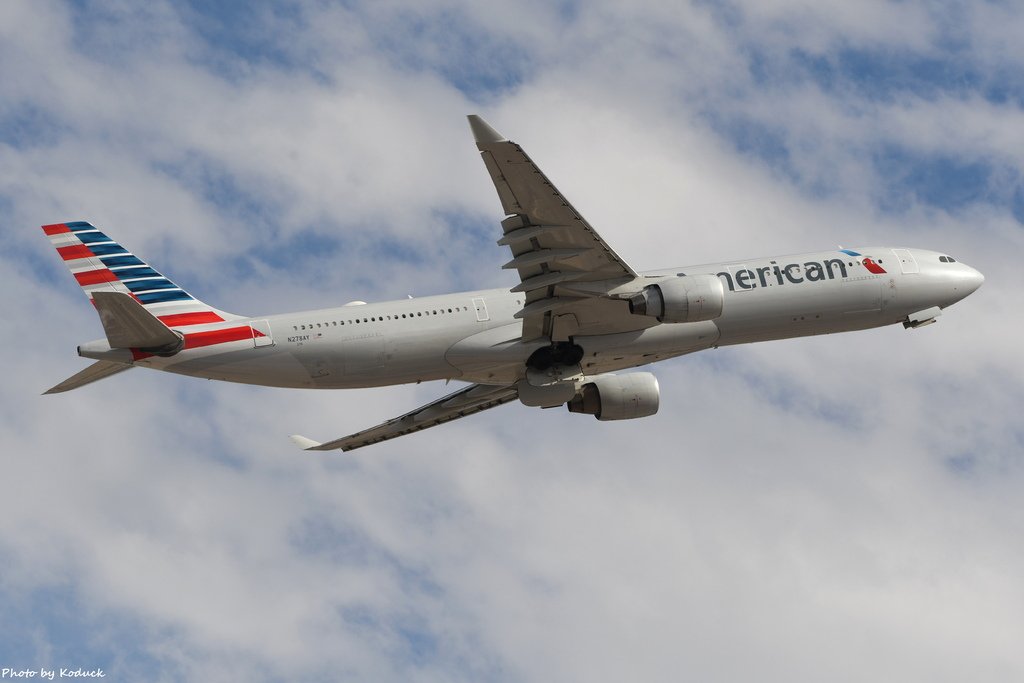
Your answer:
(78, 246), (983, 390)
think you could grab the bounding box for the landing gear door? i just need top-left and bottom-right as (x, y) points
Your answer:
(251, 319), (274, 347)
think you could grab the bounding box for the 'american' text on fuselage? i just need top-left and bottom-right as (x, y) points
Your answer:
(717, 258), (852, 292)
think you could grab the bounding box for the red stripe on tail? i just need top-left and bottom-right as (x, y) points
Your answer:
(158, 311), (225, 326)
(132, 325), (252, 361)
(58, 245), (95, 261)
(74, 269), (119, 286)
(42, 223), (70, 236)
(183, 326), (253, 349)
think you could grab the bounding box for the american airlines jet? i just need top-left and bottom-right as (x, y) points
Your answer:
(42, 116), (984, 450)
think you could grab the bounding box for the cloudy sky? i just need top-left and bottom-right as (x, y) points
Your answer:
(2, 0), (1022, 680)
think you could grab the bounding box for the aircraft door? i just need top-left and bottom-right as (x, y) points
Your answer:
(891, 249), (919, 274)
(251, 319), (274, 347)
(473, 297), (490, 321)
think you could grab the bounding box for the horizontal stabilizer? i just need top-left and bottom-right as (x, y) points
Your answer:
(93, 291), (183, 350)
(44, 360), (133, 394)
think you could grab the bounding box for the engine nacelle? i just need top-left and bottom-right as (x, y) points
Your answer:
(627, 273), (724, 323)
(566, 372), (660, 421)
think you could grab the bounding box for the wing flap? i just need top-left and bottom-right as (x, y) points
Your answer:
(292, 383), (518, 452)
(502, 248), (588, 271)
(496, 224), (564, 246)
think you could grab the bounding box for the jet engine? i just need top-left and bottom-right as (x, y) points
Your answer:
(627, 273), (724, 323)
(566, 372), (660, 421)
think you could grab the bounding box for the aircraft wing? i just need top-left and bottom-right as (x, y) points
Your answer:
(291, 383), (518, 452)
(469, 115), (649, 341)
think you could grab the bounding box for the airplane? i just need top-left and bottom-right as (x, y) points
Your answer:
(41, 115), (985, 451)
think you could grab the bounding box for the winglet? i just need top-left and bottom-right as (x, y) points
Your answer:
(289, 434), (322, 450)
(467, 115), (506, 144)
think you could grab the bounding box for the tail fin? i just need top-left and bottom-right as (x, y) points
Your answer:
(41, 221), (239, 325)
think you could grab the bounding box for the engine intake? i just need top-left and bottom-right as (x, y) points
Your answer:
(566, 372), (660, 421)
(628, 273), (724, 323)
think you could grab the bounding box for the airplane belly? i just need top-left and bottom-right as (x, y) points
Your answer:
(445, 323), (548, 384)
(575, 320), (720, 374)
(154, 345), (317, 388)
(448, 319), (721, 382)
(288, 329), (467, 388)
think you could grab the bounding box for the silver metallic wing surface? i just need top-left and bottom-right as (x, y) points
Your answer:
(293, 383), (518, 452)
(44, 360), (133, 394)
(468, 115), (647, 341)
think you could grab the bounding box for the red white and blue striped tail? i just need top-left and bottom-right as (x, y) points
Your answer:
(41, 221), (239, 325)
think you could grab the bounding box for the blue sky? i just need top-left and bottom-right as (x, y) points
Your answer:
(2, 1), (1023, 681)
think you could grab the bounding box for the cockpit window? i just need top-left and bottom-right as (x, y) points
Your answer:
(939, 255), (957, 263)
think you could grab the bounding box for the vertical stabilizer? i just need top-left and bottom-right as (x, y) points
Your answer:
(41, 221), (240, 326)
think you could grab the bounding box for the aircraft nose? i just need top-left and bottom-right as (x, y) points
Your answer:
(965, 266), (985, 294)
(944, 263), (984, 306)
